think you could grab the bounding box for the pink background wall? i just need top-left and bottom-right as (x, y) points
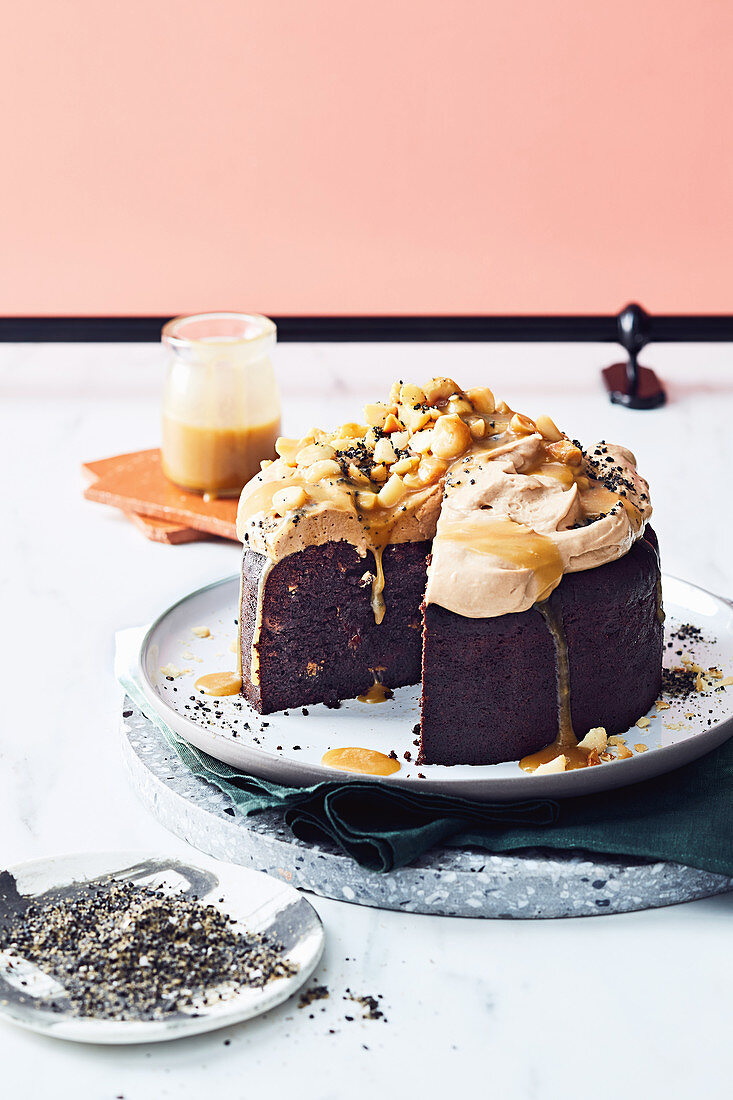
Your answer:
(2, 1), (732, 316)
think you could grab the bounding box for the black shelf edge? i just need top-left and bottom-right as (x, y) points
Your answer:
(1, 314), (733, 343)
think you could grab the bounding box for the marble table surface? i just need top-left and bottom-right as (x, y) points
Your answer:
(1, 338), (731, 1099)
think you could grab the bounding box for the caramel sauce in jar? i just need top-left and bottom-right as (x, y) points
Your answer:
(161, 312), (281, 496)
(162, 418), (280, 496)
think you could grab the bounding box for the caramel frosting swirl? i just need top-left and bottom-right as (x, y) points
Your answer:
(424, 435), (651, 617)
(236, 378), (652, 621)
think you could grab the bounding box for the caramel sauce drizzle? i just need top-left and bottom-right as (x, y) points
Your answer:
(436, 517), (564, 605)
(358, 680), (393, 704)
(194, 671), (242, 696)
(321, 747), (400, 776)
(519, 598), (590, 772)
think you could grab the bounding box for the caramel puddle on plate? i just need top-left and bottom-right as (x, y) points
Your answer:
(321, 747), (401, 776)
(357, 682), (394, 704)
(194, 671), (242, 696)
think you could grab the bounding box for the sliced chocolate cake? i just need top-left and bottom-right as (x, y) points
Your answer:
(239, 540), (429, 713)
(236, 378), (660, 771)
(420, 533), (663, 766)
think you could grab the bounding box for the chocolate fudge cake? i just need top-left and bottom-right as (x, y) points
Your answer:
(236, 379), (662, 771)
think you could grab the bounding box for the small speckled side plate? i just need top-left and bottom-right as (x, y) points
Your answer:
(0, 852), (324, 1044)
(135, 574), (733, 801)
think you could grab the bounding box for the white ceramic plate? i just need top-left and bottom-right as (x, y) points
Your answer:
(0, 852), (324, 1043)
(136, 574), (733, 801)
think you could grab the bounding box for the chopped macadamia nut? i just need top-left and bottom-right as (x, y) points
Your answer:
(363, 402), (391, 428)
(373, 437), (397, 465)
(273, 486), (308, 514)
(390, 430), (410, 450)
(160, 663), (190, 679)
(364, 428), (379, 452)
(431, 414), (472, 460)
(533, 754), (567, 775)
(383, 413), (405, 434)
(635, 716), (651, 728)
(331, 436), (355, 453)
(546, 439), (582, 466)
(347, 464), (371, 486)
(534, 414), (563, 443)
(466, 386), (495, 414)
(409, 428), (434, 454)
(296, 442), (336, 466)
(416, 455), (448, 486)
(447, 395), (473, 416)
(377, 472), (406, 507)
(399, 382), (426, 406)
(577, 726), (607, 752)
(339, 422), (369, 439)
(401, 405), (431, 431)
(424, 377), (461, 404)
(356, 490), (378, 511)
(275, 437), (300, 464)
(391, 455), (420, 475)
(510, 412), (537, 435)
(303, 459), (341, 483)
(191, 626), (211, 638)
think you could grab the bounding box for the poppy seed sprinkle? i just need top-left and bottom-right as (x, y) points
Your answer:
(0, 877), (297, 1020)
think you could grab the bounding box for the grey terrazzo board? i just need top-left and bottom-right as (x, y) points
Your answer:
(121, 698), (732, 919)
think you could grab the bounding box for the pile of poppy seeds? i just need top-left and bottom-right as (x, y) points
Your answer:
(0, 877), (296, 1020)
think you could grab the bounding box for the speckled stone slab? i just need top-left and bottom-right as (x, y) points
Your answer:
(121, 698), (732, 919)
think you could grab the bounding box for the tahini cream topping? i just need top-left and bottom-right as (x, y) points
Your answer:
(236, 380), (652, 620)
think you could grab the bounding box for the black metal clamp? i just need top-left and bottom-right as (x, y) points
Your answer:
(601, 303), (666, 409)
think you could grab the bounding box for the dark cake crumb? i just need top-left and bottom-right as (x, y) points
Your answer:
(298, 984), (330, 1008)
(345, 990), (387, 1021)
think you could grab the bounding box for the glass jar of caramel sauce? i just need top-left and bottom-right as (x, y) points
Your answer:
(161, 312), (280, 497)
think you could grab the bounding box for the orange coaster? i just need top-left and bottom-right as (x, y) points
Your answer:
(82, 456), (206, 544)
(124, 511), (210, 545)
(83, 450), (239, 542)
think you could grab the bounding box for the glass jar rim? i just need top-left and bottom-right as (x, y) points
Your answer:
(162, 312), (276, 349)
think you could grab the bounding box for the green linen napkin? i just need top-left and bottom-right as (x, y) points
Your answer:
(117, 630), (733, 876)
